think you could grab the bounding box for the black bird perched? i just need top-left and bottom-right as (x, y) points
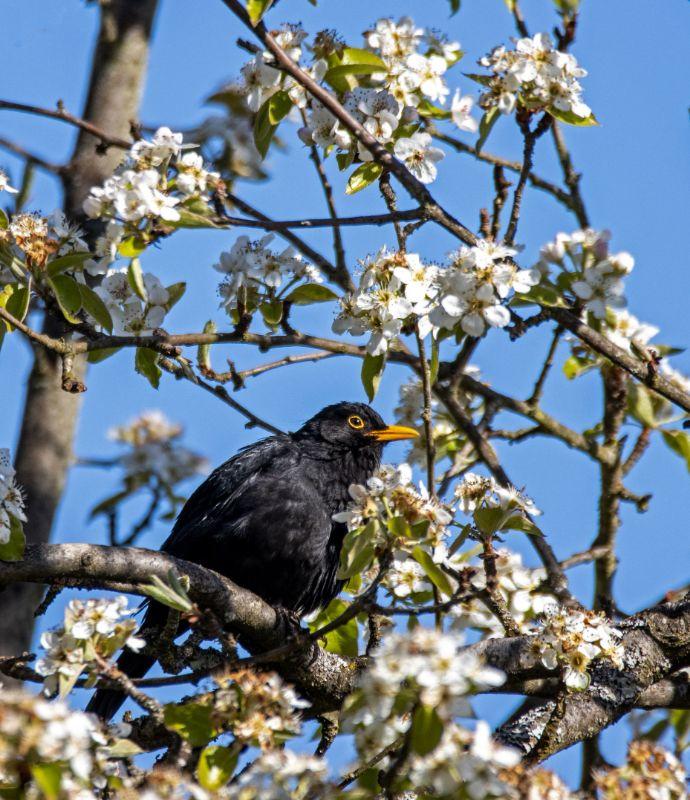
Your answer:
(87, 401), (417, 719)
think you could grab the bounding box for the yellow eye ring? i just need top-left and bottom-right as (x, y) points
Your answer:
(348, 415), (365, 430)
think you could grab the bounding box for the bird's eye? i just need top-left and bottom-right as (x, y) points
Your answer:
(348, 415), (365, 430)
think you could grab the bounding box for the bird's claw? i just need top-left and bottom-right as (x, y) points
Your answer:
(276, 606), (303, 640)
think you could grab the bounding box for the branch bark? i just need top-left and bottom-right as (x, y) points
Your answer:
(0, 0), (159, 682)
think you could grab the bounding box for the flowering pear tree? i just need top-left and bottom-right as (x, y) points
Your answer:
(1, 1), (689, 798)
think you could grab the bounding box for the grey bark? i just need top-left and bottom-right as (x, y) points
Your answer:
(0, 0), (159, 680)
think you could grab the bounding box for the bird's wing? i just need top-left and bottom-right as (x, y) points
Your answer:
(161, 435), (338, 612)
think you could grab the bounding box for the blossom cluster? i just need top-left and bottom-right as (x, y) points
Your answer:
(499, 764), (575, 800)
(451, 548), (555, 637)
(225, 749), (329, 800)
(108, 410), (208, 488)
(537, 228), (633, 319)
(35, 596), (145, 696)
(0, 209), (87, 278)
(82, 126), (219, 276)
(233, 17), (479, 186)
(528, 605), (624, 691)
(410, 721), (521, 799)
(0, 689), (111, 797)
(0, 448), (26, 546)
(333, 243), (540, 355)
(213, 669), (308, 751)
(343, 627), (518, 797)
(478, 32), (591, 120)
(214, 233), (323, 322)
(93, 266), (177, 335)
(334, 462), (452, 546)
(454, 471), (541, 518)
(593, 740), (687, 799)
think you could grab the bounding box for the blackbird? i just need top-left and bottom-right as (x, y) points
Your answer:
(86, 401), (417, 719)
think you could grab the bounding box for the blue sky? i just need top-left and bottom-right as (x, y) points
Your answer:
(1, 0), (689, 785)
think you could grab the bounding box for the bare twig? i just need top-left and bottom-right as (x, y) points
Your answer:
(0, 98), (131, 150)
(0, 136), (65, 175)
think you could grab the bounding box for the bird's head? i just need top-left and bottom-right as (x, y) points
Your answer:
(294, 402), (419, 450)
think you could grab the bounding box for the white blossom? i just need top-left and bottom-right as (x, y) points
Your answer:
(0, 448), (26, 545)
(451, 89), (479, 132)
(0, 169), (18, 194)
(479, 32), (591, 120)
(394, 131), (445, 184)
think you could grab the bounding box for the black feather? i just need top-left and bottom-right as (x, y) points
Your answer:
(87, 402), (389, 719)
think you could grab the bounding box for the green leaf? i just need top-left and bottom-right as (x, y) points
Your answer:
(324, 48), (387, 93)
(254, 91), (293, 158)
(0, 515), (26, 562)
(416, 99), (452, 120)
(476, 107), (500, 153)
(309, 598), (359, 656)
(503, 0), (516, 10)
(410, 705), (444, 755)
(514, 283), (565, 307)
(502, 513), (543, 536)
(48, 274), (82, 324)
(0, 208), (8, 229)
(473, 506), (505, 536)
(361, 352), (385, 402)
(259, 298), (283, 327)
(46, 252), (92, 277)
(78, 283), (113, 332)
(104, 738), (144, 758)
(141, 572), (194, 612)
(165, 281), (186, 310)
(546, 106), (598, 127)
(336, 149), (355, 171)
(198, 745), (238, 791)
(5, 282), (30, 325)
(346, 163), (383, 195)
(554, 0), (580, 10)
(118, 237), (147, 258)
(87, 346), (121, 364)
(337, 521), (377, 580)
(627, 384), (657, 428)
(662, 430), (690, 473)
(135, 347), (162, 390)
(562, 354), (595, 380)
(285, 284), (338, 304)
(246, 0), (273, 25)
(164, 702), (216, 747)
(197, 319), (216, 371)
(411, 546), (454, 597)
(127, 258), (147, 301)
(449, 0), (461, 14)
(464, 72), (494, 88)
(31, 763), (63, 800)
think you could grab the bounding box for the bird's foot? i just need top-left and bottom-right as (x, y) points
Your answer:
(275, 606), (304, 640)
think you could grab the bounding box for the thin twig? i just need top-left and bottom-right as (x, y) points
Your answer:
(528, 326), (563, 405)
(0, 98), (131, 149)
(0, 136), (65, 175)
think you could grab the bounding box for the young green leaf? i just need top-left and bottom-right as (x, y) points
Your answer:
(127, 258), (147, 301)
(31, 763), (63, 800)
(260, 298), (284, 327)
(361, 353), (385, 402)
(46, 252), (92, 277)
(410, 705), (444, 755)
(164, 702), (216, 747)
(309, 598), (359, 656)
(254, 91), (293, 158)
(165, 281), (187, 310)
(197, 745), (239, 791)
(48, 274), (82, 324)
(476, 107), (500, 153)
(246, 0), (273, 25)
(78, 283), (113, 332)
(662, 430), (690, 473)
(411, 546), (454, 597)
(546, 106), (598, 126)
(87, 347), (121, 364)
(346, 163), (384, 195)
(0, 514), (26, 562)
(135, 347), (162, 389)
(324, 48), (387, 93)
(285, 284), (338, 304)
(5, 282), (31, 325)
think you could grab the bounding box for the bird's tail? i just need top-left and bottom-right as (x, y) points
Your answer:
(85, 601), (166, 721)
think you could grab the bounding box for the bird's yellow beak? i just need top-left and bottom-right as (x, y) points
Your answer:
(368, 424), (420, 442)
